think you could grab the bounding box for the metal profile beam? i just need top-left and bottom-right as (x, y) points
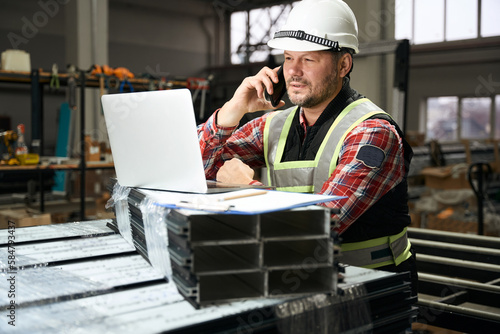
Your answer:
(410, 227), (500, 331)
(408, 227), (500, 249)
(418, 273), (500, 309)
(419, 272), (500, 294)
(417, 299), (500, 333)
(416, 253), (500, 282)
(411, 238), (500, 264)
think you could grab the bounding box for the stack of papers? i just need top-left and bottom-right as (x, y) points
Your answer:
(142, 188), (346, 215)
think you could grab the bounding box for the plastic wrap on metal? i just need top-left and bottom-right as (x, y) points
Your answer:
(0, 260), (114, 308)
(0, 234), (135, 267)
(0, 220), (114, 245)
(106, 182), (132, 245)
(139, 196), (172, 279)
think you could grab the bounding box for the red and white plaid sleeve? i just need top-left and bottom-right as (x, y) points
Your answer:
(318, 119), (406, 234)
(198, 111), (270, 180)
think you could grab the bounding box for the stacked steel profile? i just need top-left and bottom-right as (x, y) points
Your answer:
(0, 180), (425, 333)
(98, 179), (421, 333)
(0, 219), (422, 333)
(116, 184), (337, 308)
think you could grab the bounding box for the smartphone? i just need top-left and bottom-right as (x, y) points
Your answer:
(265, 65), (286, 107)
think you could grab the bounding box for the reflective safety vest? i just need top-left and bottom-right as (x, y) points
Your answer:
(340, 227), (411, 268)
(263, 98), (412, 268)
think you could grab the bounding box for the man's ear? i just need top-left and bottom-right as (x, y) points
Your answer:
(338, 53), (353, 78)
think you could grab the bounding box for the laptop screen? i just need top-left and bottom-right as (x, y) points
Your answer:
(101, 89), (209, 193)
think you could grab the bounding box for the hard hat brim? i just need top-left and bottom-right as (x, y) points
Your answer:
(267, 38), (332, 52)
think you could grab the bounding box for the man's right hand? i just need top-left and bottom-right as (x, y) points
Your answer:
(216, 66), (286, 127)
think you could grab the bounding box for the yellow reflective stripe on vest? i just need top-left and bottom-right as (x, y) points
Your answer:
(313, 99), (390, 191)
(275, 185), (313, 192)
(263, 99), (391, 192)
(264, 107), (302, 188)
(319, 98), (369, 145)
(327, 110), (390, 176)
(314, 99), (370, 168)
(274, 108), (297, 169)
(340, 228), (412, 268)
(264, 111), (280, 185)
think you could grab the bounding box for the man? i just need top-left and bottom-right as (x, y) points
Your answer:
(198, 0), (417, 295)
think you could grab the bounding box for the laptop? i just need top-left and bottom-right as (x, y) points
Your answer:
(101, 89), (264, 193)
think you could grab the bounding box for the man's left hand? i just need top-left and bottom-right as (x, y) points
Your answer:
(217, 158), (255, 184)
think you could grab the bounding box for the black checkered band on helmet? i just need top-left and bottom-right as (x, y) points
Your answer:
(273, 30), (341, 51)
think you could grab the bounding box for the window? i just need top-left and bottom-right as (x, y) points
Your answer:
(426, 97), (458, 141)
(495, 95), (500, 139)
(395, 0), (500, 44)
(460, 97), (491, 139)
(446, 0), (477, 41)
(230, 3), (297, 64)
(481, 0), (500, 37)
(414, 0), (445, 44)
(426, 95), (500, 142)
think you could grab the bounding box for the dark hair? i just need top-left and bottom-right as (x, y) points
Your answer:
(330, 48), (354, 78)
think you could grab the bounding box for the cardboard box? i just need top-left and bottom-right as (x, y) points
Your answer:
(409, 212), (421, 228)
(424, 212), (499, 237)
(425, 213), (477, 234)
(85, 135), (101, 161)
(71, 170), (115, 199)
(0, 209), (51, 229)
(420, 165), (470, 190)
(405, 131), (426, 147)
(1, 49), (31, 72)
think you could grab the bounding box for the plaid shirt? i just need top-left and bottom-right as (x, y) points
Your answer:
(198, 108), (405, 235)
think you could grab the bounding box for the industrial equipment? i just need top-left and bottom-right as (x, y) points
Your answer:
(0, 124), (39, 165)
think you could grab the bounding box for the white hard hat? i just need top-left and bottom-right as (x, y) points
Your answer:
(267, 0), (359, 54)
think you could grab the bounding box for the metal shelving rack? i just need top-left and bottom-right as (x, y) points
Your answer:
(0, 69), (189, 220)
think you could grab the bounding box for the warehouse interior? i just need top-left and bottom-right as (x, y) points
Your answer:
(0, 0), (500, 333)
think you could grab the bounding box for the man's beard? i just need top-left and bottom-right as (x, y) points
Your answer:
(287, 72), (339, 108)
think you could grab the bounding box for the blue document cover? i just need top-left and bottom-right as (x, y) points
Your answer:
(142, 189), (346, 215)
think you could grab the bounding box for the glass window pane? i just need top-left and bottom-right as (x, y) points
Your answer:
(495, 96), (500, 139)
(461, 97), (491, 139)
(446, 0), (477, 41)
(268, 4), (296, 57)
(248, 5), (293, 63)
(414, 0), (444, 44)
(248, 8), (270, 63)
(231, 11), (247, 64)
(427, 97), (458, 141)
(395, 0), (413, 41)
(481, 0), (500, 37)
(230, 4), (297, 64)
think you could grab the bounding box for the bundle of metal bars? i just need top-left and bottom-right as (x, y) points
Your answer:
(0, 219), (417, 333)
(104, 181), (418, 331)
(409, 227), (500, 332)
(113, 185), (337, 308)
